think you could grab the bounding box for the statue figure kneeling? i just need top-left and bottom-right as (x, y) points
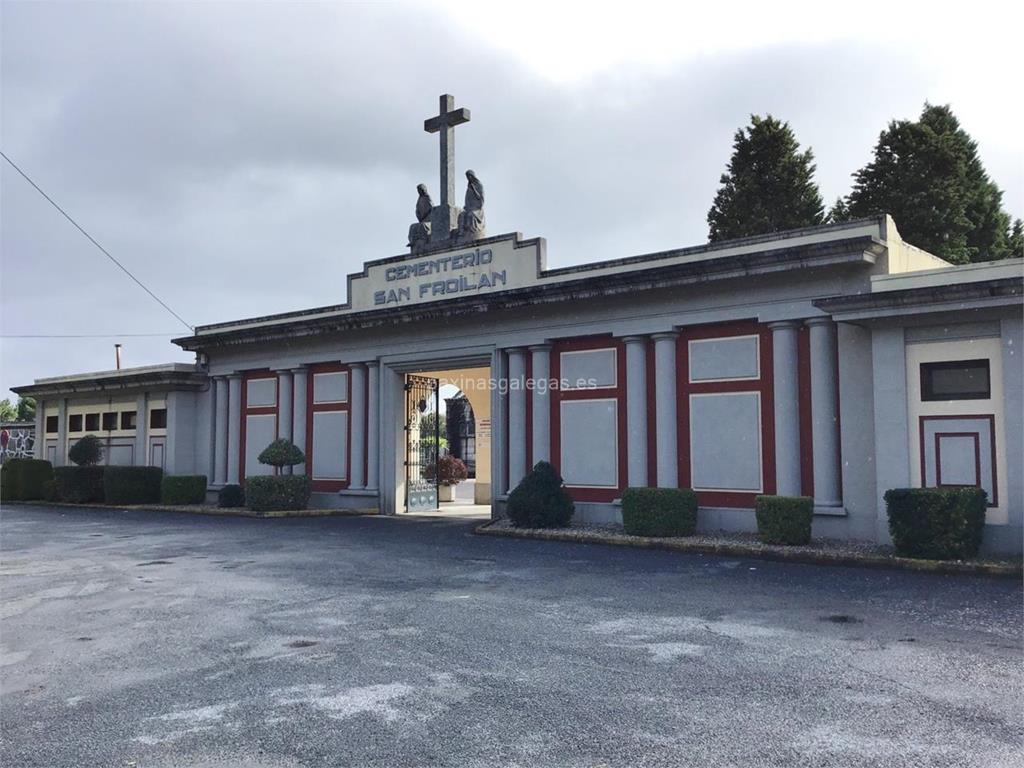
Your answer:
(408, 183), (433, 254)
(457, 169), (486, 242)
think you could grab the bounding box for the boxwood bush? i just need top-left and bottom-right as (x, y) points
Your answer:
(884, 487), (987, 560)
(53, 466), (106, 503)
(621, 487), (698, 537)
(161, 475), (208, 505)
(103, 466), (163, 505)
(1, 458), (54, 501)
(755, 495), (813, 545)
(218, 483), (245, 508)
(246, 475), (311, 512)
(506, 461), (574, 528)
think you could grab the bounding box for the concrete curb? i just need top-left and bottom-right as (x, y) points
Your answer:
(8, 500), (379, 519)
(474, 522), (1023, 579)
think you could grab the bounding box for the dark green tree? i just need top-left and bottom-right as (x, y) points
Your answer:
(16, 397), (35, 422)
(839, 104), (1015, 264)
(1009, 219), (1024, 259)
(708, 115), (825, 242)
(68, 435), (103, 466)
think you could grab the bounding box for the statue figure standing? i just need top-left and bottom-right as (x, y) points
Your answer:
(457, 169), (486, 242)
(408, 183), (433, 254)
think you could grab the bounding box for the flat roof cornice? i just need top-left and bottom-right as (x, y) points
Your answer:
(814, 276), (1023, 322)
(13, 363), (206, 398)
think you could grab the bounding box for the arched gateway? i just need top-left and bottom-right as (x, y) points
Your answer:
(13, 95), (1023, 554)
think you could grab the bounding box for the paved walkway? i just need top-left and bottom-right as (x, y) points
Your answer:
(1, 504), (1021, 767)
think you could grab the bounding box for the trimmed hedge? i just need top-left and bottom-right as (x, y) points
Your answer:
(53, 466), (106, 503)
(103, 466), (163, 505)
(755, 495), (813, 545)
(245, 475), (311, 512)
(507, 461), (575, 529)
(1, 458), (54, 501)
(885, 487), (987, 560)
(218, 484), (245, 508)
(621, 487), (698, 537)
(161, 475), (208, 505)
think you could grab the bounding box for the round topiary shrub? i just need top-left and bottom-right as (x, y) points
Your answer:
(68, 435), (103, 466)
(424, 455), (469, 486)
(257, 439), (305, 469)
(755, 495), (813, 545)
(506, 461), (574, 529)
(218, 483), (245, 508)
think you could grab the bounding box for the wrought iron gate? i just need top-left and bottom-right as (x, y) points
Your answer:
(405, 374), (440, 512)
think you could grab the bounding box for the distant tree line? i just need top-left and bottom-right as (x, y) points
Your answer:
(707, 104), (1022, 264)
(0, 397), (35, 423)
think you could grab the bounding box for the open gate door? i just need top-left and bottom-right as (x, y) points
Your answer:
(404, 374), (440, 512)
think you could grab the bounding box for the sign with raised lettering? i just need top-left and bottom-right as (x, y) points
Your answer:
(348, 234), (544, 311)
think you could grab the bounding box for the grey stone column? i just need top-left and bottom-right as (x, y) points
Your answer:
(490, 349), (508, 503)
(291, 366), (308, 475)
(529, 344), (552, 464)
(507, 348), (528, 492)
(366, 362), (380, 490)
(652, 332), (679, 488)
(276, 370), (293, 474)
(350, 364), (367, 490)
(770, 321), (802, 496)
(623, 336), (648, 488)
(56, 398), (67, 467)
(226, 374), (243, 484)
(213, 378), (228, 484)
(33, 399), (45, 459)
(134, 393), (148, 468)
(807, 318), (842, 508)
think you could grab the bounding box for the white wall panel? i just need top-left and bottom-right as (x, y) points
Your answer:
(244, 413), (276, 476)
(313, 372), (349, 404)
(690, 392), (762, 491)
(246, 378), (277, 407)
(312, 411), (349, 480)
(560, 399), (617, 487)
(689, 335), (759, 381)
(560, 349), (616, 389)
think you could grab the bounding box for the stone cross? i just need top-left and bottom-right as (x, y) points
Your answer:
(424, 94), (470, 211)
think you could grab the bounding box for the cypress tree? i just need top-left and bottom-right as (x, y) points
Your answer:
(707, 115), (825, 242)
(840, 104), (1015, 264)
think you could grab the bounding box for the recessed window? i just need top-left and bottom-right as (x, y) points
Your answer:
(68, 414), (83, 432)
(150, 408), (167, 429)
(120, 411), (137, 430)
(102, 412), (118, 431)
(921, 359), (991, 401)
(45, 415), (59, 434)
(85, 413), (100, 431)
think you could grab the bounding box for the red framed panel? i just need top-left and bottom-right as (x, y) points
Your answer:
(306, 362), (352, 493)
(677, 321), (776, 508)
(918, 414), (997, 507)
(550, 335), (628, 503)
(239, 369), (278, 482)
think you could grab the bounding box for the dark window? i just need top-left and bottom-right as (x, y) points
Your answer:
(150, 408), (167, 429)
(120, 411), (137, 430)
(85, 413), (100, 431)
(921, 359), (991, 401)
(69, 414), (83, 432)
(102, 412), (118, 431)
(46, 415), (59, 434)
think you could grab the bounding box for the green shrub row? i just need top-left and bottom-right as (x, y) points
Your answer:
(161, 475), (208, 505)
(1, 458), (54, 501)
(884, 487), (986, 560)
(218, 484), (245, 508)
(755, 495), (813, 545)
(104, 467), (163, 505)
(622, 487), (697, 537)
(245, 475), (311, 512)
(52, 466), (106, 503)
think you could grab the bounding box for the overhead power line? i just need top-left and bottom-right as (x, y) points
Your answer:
(1, 150), (194, 332)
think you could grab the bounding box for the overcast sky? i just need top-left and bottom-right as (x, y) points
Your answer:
(2, 0), (1021, 400)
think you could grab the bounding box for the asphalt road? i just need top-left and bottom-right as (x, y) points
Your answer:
(1, 504), (1021, 767)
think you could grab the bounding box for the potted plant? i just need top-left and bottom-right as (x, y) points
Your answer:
(425, 454), (468, 502)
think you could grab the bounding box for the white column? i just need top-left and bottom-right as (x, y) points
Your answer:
(135, 393), (148, 468)
(350, 364), (367, 490)
(624, 336), (648, 488)
(366, 362), (380, 490)
(291, 366), (308, 475)
(56, 398), (68, 467)
(491, 348), (508, 502)
(275, 370), (294, 475)
(33, 399), (45, 459)
(770, 321), (802, 496)
(529, 344), (551, 464)
(507, 348), (528, 491)
(652, 333), (679, 488)
(807, 318), (842, 507)
(213, 378), (228, 484)
(226, 374), (242, 484)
